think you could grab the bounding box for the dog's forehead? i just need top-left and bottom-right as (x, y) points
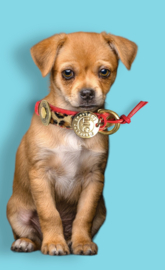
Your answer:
(56, 32), (117, 67)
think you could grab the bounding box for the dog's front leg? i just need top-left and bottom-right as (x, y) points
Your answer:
(29, 167), (70, 255)
(71, 172), (104, 255)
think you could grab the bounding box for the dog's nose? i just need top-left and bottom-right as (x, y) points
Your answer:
(80, 89), (95, 101)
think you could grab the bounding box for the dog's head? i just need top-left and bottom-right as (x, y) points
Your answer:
(31, 32), (137, 111)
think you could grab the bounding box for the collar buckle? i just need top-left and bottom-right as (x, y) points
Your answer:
(98, 109), (120, 135)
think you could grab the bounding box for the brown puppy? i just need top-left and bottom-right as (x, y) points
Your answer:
(7, 32), (137, 255)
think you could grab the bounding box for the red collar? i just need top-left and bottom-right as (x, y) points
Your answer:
(35, 100), (78, 116)
(35, 100), (148, 137)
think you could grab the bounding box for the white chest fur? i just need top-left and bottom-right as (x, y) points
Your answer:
(55, 135), (82, 190)
(41, 130), (104, 200)
(47, 131), (85, 198)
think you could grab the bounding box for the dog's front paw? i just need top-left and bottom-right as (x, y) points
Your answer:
(11, 238), (36, 252)
(72, 239), (98, 255)
(41, 239), (70, 255)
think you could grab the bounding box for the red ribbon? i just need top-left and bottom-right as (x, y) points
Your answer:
(98, 101), (148, 130)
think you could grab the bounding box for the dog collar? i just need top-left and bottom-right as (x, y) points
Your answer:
(35, 100), (148, 138)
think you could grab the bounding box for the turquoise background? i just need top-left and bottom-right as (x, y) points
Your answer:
(0, 0), (164, 269)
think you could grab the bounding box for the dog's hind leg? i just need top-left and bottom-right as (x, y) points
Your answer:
(7, 196), (42, 252)
(91, 195), (106, 238)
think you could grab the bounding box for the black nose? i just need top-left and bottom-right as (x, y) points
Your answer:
(80, 89), (95, 101)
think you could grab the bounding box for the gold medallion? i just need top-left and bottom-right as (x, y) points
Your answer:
(39, 100), (51, 126)
(72, 112), (100, 138)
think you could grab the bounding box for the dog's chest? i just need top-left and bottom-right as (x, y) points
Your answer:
(49, 132), (95, 198)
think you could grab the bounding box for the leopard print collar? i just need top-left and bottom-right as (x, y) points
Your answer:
(34, 99), (109, 138)
(34, 99), (147, 138)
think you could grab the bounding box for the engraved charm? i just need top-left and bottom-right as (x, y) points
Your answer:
(39, 100), (51, 126)
(72, 112), (100, 138)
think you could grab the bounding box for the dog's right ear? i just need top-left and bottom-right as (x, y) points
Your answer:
(30, 33), (67, 77)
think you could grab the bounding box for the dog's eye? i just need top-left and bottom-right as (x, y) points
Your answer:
(62, 69), (74, 80)
(99, 68), (110, 78)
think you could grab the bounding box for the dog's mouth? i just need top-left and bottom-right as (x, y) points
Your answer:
(78, 100), (102, 111)
(67, 95), (104, 112)
(78, 104), (99, 111)
(79, 104), (98, 108)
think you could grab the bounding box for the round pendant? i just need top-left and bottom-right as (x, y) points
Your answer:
(72, 111), (100, 138)
(39, 100), (51, 126)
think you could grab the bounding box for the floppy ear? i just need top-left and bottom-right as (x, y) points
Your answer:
(102, 32), (138, 70)
(30, 33), (67, 77)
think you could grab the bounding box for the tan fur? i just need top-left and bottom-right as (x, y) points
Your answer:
(7, 31), (137, 255)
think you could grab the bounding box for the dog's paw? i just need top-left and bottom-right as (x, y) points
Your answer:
(72, 240), (98, 255)
(41, 240), (70, 255)
(11, 238), (35, 252)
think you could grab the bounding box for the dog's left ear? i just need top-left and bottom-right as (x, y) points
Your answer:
(102, 32), (138, 70)
(30, 33), (67, 77)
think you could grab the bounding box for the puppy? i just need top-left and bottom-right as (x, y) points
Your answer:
(7, 32), (137, 255)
